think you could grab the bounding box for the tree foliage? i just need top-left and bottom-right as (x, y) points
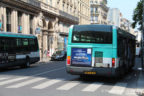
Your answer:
(132, 0), (144, 30)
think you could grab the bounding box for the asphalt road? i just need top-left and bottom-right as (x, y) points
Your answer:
(0, 58), (143, 96)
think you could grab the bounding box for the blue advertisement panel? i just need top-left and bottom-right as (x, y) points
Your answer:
(71, 48), (92, 66)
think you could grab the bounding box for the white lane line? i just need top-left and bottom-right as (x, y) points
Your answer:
(32, 67), (65, 76)
(57, 82), (79, 91)
(7, 78), (45, 88)
(82, 82), (103, 92)
(0, 77), (9, 81)
(32, 79), (63, 89)
(108, 83), (127, 95)
(125, 88), (137, 95)
(0, 77), (28, 86)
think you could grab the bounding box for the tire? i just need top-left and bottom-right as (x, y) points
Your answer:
(25, 59), (30, 68)
(21, 58), (30, 68)
(62, 57), (65, 61)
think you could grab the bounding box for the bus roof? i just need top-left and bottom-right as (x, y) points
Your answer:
(118, 28), (136, 40)
(73, 24), (113, 33)
(72, 24), (135, 40)
(0, 32), (37, 38)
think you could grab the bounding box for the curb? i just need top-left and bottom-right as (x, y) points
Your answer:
(136, 71), (144, 96)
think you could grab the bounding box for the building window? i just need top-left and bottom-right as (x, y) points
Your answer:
(18, 11), (22, 33)
(91, 16), (93, 21)
(63, 3), (64, 11)
(46, 0), (48, 4)
(95, 7), (97, 13)
(90, 0), (93, 4)
(6, 8), (11, 32)
(91, 7), (94, 13)
(94, 16), (98, 23)
(50, 0), (52, 6)
(30, 15), (34, 34)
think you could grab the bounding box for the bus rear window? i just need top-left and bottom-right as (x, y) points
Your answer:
(72, 31), (112, 44)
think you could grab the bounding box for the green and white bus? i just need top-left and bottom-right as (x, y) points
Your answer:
(66, 25), (136, 77)
(0, 32), (40, 68)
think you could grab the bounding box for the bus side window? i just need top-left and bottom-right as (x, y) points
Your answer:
(28, 38), (35, 51)
(0, 38), (5, 52)
(34, 38), (38, 51)
(118, 37), (125, 57)
(9, 38), (16, 53)
(22, 38), (29, 51)
(16, 38), (22, 52)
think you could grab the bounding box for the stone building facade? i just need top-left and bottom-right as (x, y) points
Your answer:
(0, 0), (90, 58)
(107, 8), (121, 27)
(90, 0), (108, 24)
(120, 17), (135, 35)
(107, 8), (135, 35)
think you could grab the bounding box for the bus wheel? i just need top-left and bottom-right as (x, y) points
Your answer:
(25, 58), (30, 68)
(21, 58), (30, 68)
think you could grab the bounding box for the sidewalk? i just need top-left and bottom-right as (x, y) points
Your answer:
(135, 57), (144, 96)
(40, 57), (51, 62)
(136, 71), (144, 96)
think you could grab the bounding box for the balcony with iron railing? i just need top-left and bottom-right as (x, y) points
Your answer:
(91, 11), (99, 16)
(40, 2), (59, 15)
(1, 0), (41, 10)
(59, 10), (79, 23)
(90, 1), (108, 11)
(18, 0), (41, 7)
(40, 2), (78, 23)
(1, 0), (79, 23)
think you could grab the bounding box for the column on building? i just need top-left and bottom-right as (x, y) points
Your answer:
(11, 10), (18, 33)
(39, 31), (43, 58)
(53, 32), (58, 52)
(47, 21), (54, 56)
(0, 6), (6, 31)
(27, 14), (30, 34)
(22, 13), (30, 34)
(42, 31), (48, 58)
(32, 16), (37, 35)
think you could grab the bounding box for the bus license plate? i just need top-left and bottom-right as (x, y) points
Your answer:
(84, 72), (96, 75)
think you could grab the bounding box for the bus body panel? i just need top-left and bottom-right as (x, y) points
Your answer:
(66, 66), (119, 77)
(0, 32), (40, 68)
(66, 25), (135, 77)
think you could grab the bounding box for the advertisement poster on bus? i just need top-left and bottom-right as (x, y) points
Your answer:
(71, 48), (92, 66)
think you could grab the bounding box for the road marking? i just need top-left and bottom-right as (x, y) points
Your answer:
(32, 79), (63, 89)
(108, 83), (127, 95)
(32, 67), (65, 76)
(57, 82), (79, 90)
(0, 77), (9, 81)
(7, 78), (45, 88)
(82, 82), (103, 92)
(125, 88), (137, 95)
(0, 77), (28, 86)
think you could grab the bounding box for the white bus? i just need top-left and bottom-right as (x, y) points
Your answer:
(0, 32), (40, 68)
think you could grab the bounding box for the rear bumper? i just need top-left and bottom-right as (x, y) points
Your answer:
(66, 66), (120, 77)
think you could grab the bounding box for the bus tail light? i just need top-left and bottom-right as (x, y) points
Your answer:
(67, 56), (71, 65)
(112, 58), (115, 67)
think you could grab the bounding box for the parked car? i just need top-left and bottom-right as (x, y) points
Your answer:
(51, 50), (67, 61)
